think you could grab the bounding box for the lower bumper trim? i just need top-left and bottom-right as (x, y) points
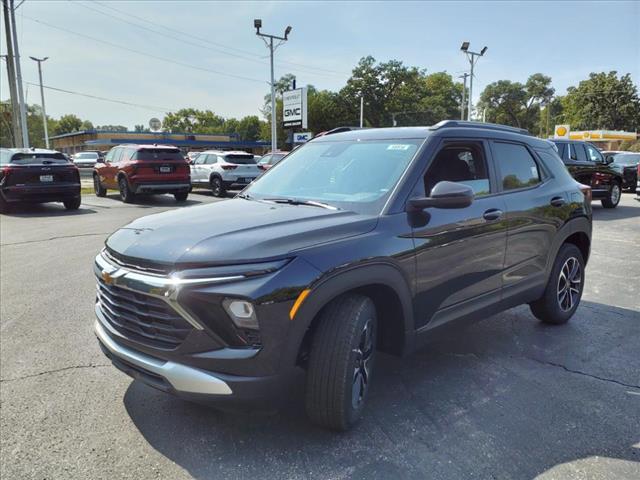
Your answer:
(95, 320), (232, 395)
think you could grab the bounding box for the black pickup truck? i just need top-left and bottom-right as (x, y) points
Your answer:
(551, 140), (623, 208)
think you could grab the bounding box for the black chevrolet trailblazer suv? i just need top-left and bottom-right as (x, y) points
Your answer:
(94, 121), (592, 431)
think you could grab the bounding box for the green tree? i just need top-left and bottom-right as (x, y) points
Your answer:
(133, 124), (148, 132)
(237, 115), (263, 141)
(561, 72), (640, 131)
(478, 73), (554, 132)
(224, 118), (240, 137)
(162, 108), (226, 134)
(54, 114), (84, 135)
(95, 124), (126, 132)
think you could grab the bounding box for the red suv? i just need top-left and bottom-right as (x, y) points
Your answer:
(93, 144), (190, 203)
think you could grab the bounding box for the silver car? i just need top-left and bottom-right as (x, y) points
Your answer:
(190, 150), (261, 197)
(73, 151), (102, 168)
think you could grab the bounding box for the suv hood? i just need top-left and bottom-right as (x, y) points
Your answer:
(105, 198), (377, 266)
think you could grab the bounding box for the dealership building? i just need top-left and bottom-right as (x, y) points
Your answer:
(50, 130), (270, 154)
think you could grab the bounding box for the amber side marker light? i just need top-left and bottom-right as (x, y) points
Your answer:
(289, 289), (311, 320)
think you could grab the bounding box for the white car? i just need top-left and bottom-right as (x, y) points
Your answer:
(190, 150), (261, 197)
(72, 151), (102, 168)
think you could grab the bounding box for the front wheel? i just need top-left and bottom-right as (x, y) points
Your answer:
(530, 243), (585, 324)
(93, 174), (107, 197)
(63, 196), (81, 210)
(118, 177), (135, 203)
(601, 182), (621, 208)
(305, 294), (377, 431)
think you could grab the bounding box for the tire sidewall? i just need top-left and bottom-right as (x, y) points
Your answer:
(119, 177), (132, 203)
(210, 176), (224, 197)
(547, 244), (585, 322)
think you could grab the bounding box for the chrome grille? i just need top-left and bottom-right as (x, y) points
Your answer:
(97, 277), (192, 349)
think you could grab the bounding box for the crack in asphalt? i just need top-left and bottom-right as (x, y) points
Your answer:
(0, 363), (111, 383)
(1, 232), (110, 247)
(528, 357), (640, 390)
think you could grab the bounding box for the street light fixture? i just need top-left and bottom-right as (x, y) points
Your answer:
(254, 19), (292, 153)
(29, 56), (50, 148)
(460, 42), (487, 121)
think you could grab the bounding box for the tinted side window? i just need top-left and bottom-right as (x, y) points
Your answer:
(585, 144), (603, 162)
(554, 142), (567, 161)
(493, 142), (541, 191)
(424, 141), (491, 197)
(205, 155), (217, 165)
(569, 143), (588, 162)
(194, 154), (206, 165)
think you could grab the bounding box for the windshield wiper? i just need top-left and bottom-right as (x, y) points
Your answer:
(263, 197), (338, 210)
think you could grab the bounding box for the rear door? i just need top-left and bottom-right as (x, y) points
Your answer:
(585, 142), (617, 192)
(491, 140), (566, 294)
(564, 143), (595, 188)
(102, 147), (121, 189)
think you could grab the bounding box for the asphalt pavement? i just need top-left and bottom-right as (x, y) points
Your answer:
(1, 191), (639, 480)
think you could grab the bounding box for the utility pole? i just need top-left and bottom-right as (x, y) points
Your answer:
(254, 19), (291, 153)
(9, 0), (29, 147)
(458, 73), (469, 120)
(359, 95), (364, 128)
(460, 42), (487, 121)
(30, 56), (49, 148)
(2, 0), (22, 146)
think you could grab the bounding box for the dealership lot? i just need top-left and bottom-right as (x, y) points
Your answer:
(1, 192), (639, 480)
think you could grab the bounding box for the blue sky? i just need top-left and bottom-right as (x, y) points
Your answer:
(1, 0), (638, 129)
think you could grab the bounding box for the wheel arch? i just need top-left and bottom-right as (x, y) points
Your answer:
(290, 263), (414, 366)
(546, 217), (592, 275)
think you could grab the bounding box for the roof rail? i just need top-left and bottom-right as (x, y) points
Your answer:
(430, 120), (530, 136)
(323, 126), (368, 136)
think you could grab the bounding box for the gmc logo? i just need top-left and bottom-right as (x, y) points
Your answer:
(284, 108), (301, 117)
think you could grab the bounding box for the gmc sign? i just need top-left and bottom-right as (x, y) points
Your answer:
(282, 88), (308, 128)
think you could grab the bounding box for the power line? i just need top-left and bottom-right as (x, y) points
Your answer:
(25, 82), (177, 112)
(88, 0), (350, 77)
(20, 14), (267, 84)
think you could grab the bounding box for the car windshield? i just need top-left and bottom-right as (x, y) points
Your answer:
(613, 153), (640, 165)
(224, 154), (256, 164)
(10, 152), (70, 165)
(75, 152), (99, 159)
(134, 149), (184, 161)
(245, 138), (422, 214)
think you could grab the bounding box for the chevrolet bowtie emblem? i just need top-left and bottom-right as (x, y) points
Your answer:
(101, 270), (114, 285)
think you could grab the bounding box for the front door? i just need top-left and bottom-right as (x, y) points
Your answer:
(410, 139), (507, 329)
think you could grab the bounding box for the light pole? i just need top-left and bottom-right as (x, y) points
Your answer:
(8, 0), (28, 146)
(458, 73), (469, 120)
(254, 19), (291, 153)
(460, 42), (487, 121)
(30, 56), (49, 148)
(360, 95), (364, 128)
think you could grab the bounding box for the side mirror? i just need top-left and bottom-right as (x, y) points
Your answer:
(96, 158), (105, 164)
(605, 156), (614, 164)
(407, 181), (475, 211)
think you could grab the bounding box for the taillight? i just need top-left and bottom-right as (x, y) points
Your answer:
(578, 183), (592, 205)
(221, 164), (237, 170)
(0, 165), (13, 183)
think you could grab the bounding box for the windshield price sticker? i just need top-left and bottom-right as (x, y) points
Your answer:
(387, 144), (411, 151)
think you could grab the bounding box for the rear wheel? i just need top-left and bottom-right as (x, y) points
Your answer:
(118, 177), (135, 203)
(305, 294), (377, 431)
(63, 196), (81, 210)
(174, 191), (188, 202)
(210, 176), (226, 198)
(530, 243), (585, 325)
(601, 181), (621, 208)
(93, 174), (107, 197)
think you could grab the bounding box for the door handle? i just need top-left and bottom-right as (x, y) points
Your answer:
(550, 196), (566, 207)
(483, 208), (503, 221)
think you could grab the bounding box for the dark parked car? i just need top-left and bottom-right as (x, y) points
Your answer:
(94, 121), (592, 430)
(603, 151), (640, 192)
(0, 148), (81, 212)
(551, 139), (623, 208)
(93, 144), (191, 203)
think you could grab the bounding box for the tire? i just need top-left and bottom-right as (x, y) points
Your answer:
(118, 177), (135, 203)
(601, 181), (621, 208)
(63, 196), (81, 210)
(210, 176), (226, 198)
(305, 294), (377, 431)
(530, 243), (585, 325)
(93, 174), (107, 197)
(174, 191), (188, 202)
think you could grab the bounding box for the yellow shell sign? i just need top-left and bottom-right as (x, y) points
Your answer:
(554, 125), (570, 139)
(556, 126), (567, 136)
